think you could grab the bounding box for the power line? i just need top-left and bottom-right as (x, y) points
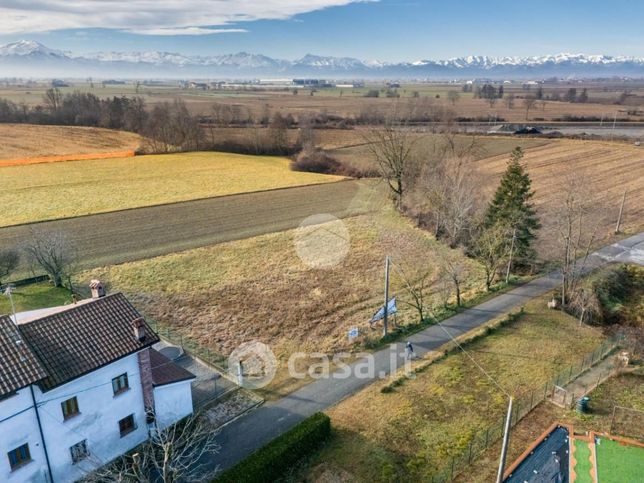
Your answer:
(434, 320), (512, 398)
(387, 257), (511, 398)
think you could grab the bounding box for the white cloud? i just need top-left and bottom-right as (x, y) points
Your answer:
(0, 1), (372, 35)
(131, 27), (248, 36)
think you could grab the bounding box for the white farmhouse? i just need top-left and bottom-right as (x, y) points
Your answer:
(0, 285), (195, 483)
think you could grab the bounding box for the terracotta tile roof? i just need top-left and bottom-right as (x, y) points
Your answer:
(0, 316), (47, 397)
(16, 293), (159, 392)
(149, 349), (195, 387)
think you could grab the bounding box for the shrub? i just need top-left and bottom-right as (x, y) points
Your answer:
(215, 412), (331, 483)
(592, 264), (634, 324)
(291, 149), (343, 174)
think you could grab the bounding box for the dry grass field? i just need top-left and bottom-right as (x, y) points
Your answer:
(0, 180), (370, 280)
(191, 93), (644, 123)
(0, 151), (345, 226)
(296, 295), (605, 482)
(79, 210), (484, 394)
(0, 124), (142, 160)
(473, 140), (644, 246)
(333, 136), (644, 253)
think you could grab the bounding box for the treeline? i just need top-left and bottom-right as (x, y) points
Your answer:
(0, 89), (206, 153)
(0, 89), (147, 131)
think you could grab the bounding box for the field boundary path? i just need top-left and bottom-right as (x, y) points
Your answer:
(205, 232), (644, 474)
(0, 179), (372, 276)
(0, 149), (135, 166)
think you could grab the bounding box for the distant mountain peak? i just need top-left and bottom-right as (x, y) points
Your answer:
(1, 40), (643, 79)
(0, 39), (65, 57)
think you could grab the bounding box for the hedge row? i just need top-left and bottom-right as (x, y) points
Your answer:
(215, 412), (331, 483)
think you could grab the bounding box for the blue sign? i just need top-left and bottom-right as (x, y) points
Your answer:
(348, 327), (359, 339)
(370, 297), (397, 324)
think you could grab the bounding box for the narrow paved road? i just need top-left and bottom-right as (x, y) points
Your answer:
(209, 232), (644, 473)
(0, 180), (372, 275)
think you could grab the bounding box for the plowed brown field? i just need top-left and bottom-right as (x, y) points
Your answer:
(0, 124), (142, 160)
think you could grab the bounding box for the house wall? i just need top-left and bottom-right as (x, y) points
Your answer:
(0, 388), (50, 482)
(153, 380), (194, 429)
(0, 352), (195, 483)
(33, 353), (149, 483)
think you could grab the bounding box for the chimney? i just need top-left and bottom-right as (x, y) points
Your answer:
(132, 317), (147, 342)
(89, 279), (106, 299)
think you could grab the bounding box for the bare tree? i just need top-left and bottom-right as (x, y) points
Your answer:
(504, 93), (515, 110)
(438, 248), (467, 307)
(471, 222), (512, 291)
(447, 91), (460, 106)
(82, 414), (219, 483)
(553, 174), (606, 307)
(364, 121), (420, 209)
(297, 113), (317, 151)
(23, 230), (76, 287)
(523, 95), (537, 121)
(414, 134), (483, 246)
(393, 259), (439, 323)
(570, 286), (600, 325)
(43, 87), (62, 113)
(0, 249), (20, 286)
(268, 112), (290, 154)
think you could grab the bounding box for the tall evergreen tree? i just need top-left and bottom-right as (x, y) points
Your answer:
(484, 147), (540, 263)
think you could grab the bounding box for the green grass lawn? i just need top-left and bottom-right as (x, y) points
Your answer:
(0, 151), (345, 226)
(574, 440), (593, 483)
(0, 283), (72, 315)
(596, 438), (644, 483)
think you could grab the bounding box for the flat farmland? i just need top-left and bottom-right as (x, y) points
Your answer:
(0, 123), (142, 160)
(181, 90), (644, 122)
(2, 82), (643, 123)
(0, 151), (346, 226)
(0, 179), (371, 279)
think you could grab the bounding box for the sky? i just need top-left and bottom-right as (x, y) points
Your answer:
(1, 0), (643, 61)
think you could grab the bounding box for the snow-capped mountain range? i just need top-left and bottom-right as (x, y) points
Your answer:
(2, 40), (644, 79)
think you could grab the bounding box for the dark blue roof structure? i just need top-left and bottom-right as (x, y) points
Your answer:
(505, 425), (570, 483)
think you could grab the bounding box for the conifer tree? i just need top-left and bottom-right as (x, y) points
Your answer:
(484, 147), (540, 263)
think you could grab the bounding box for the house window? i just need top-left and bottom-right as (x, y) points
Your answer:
(112, 373), (129, 395)
(61, 396), (80, 420)
(70, 440), (89, 464)
(7, 443), (31, 470)
(118, 414), (136, 437)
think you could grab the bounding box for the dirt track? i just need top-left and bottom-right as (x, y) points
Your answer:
(0, 179), (373, 277)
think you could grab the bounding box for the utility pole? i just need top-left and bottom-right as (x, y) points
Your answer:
(615, 189), (627, 234)
(496, 397), (514, 483)
(4, 284), (17, 324)
(610, 112), (617, 141)
(505, 228), (517, 284)
(383, 255), (390, 337)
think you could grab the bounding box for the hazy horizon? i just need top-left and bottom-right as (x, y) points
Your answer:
(1, 0), (643, 62)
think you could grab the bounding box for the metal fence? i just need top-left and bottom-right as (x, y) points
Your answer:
(148, 319), (229, 372)
(610, 405), (644, 441)
(428, 335), (622, 482)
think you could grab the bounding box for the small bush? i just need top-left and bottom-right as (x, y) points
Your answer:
(291, 149), (343, 174)
(215, 412), (331, 483)
(590, 264), (634, 324)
